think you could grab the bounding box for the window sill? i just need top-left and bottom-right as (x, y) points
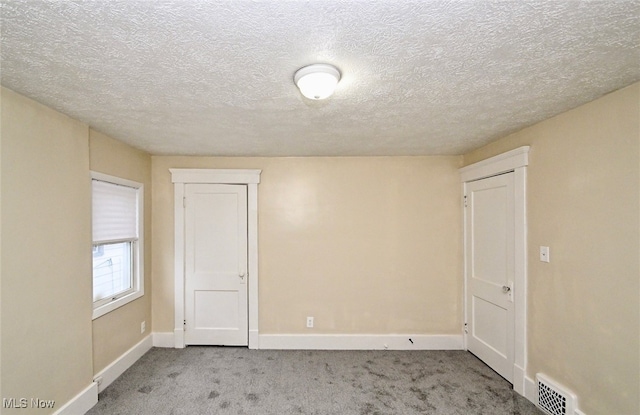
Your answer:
(92, 290), (143, 320)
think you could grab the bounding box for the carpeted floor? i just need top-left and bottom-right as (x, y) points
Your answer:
(86, 347), (543, 415)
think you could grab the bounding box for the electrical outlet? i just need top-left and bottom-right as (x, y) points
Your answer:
(540, 246), (550, 263)
(306, 316), (314, 328)
(141, 321), (146, 334)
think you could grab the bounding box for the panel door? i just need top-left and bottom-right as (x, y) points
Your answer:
(465, 172), (515, 382)
(184, 184), (248, 346)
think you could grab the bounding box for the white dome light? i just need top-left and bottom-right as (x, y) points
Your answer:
(294, 64), (341, 100)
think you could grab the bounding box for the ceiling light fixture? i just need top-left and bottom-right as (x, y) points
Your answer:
(294, 63), (341, 100)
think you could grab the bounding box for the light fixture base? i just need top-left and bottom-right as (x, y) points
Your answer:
(294, 63), (341, 100)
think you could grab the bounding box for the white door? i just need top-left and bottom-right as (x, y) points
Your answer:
(465, 172), (515, 382)
(184, 184), (248, 346)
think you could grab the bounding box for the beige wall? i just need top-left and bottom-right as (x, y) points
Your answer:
(3, 76), (636, 415)
(0, 88), (154, 413)
(0, 85), (4, 403)
(1, 88), (94, 414)
(152, 156), (463, 335)
(89, 129), (152, 374)
(464, 83), (640, 415)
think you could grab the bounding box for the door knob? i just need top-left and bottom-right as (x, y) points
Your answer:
(502, 285), (511, 293)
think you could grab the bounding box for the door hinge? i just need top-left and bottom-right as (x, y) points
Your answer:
(463, 195), (468, 208)
(183, 197), (186, 208)
(183, 319), (186, 326)
(464, 322), (468, 334)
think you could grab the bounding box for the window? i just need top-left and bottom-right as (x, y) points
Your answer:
(91, 172), (144, 319)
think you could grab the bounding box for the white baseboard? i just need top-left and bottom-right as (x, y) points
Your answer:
(52, 382), (97, 415)
(258, 334), (463, 350)
(152, 332), (175, 348)
(150, 331), (268, 350)
(149, 332), (462, 351)
(93, 335), (153, 393)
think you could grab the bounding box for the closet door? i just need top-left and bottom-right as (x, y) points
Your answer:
(465, 172), (515, 382)
(184, 184), (248, 346)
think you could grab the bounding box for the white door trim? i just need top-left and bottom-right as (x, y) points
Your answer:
(171, 169), (261, 349)
(459, 146), (529, 183)
(460, 146), (529, 395)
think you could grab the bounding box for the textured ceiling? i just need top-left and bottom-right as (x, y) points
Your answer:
(1, 1), (639, 156)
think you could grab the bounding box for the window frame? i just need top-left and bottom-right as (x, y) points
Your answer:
(92, 240), (135, 308)
(91, 171), (144, 320)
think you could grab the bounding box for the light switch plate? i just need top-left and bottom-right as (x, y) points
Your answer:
(540, 246), (550, 263)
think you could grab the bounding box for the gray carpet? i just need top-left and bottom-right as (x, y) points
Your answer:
(86, 347), (543, 415)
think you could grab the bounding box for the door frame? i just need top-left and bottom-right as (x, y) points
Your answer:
(170, 169), (261, 349)
(459, 146), (529, 395)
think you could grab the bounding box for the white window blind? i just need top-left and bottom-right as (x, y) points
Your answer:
(92, 179), (138, 243)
